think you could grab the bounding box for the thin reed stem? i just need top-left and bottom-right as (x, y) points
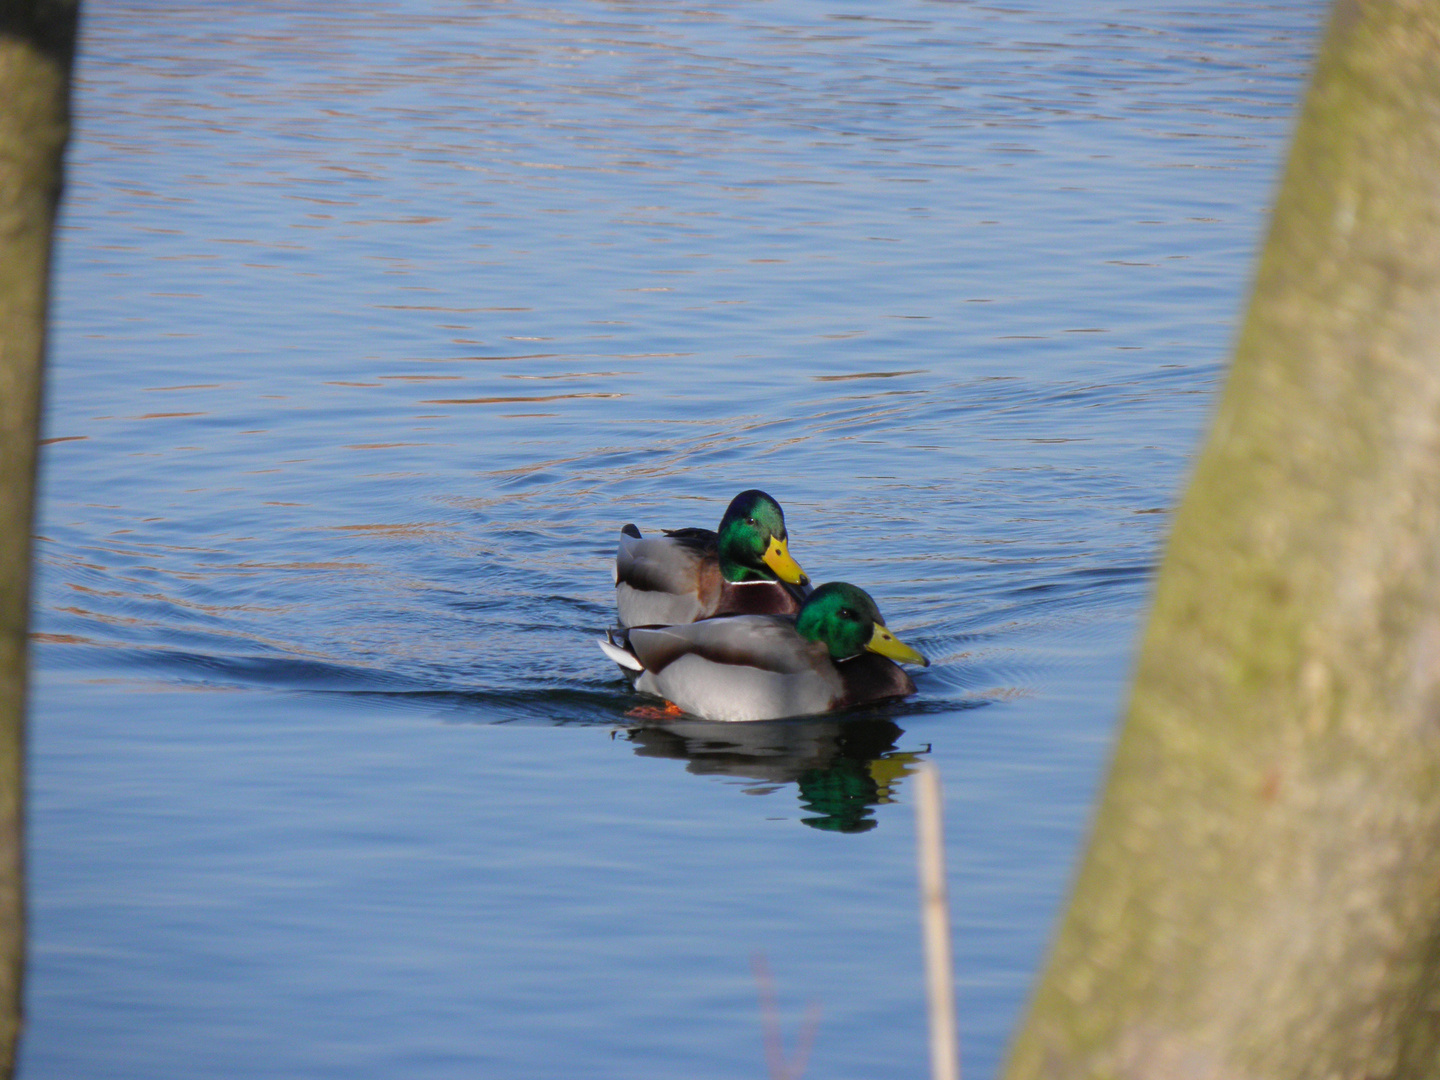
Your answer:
(915, 764), (960, 1080)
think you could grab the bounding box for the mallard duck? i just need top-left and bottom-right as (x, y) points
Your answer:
(598, 581), (928, 722)
(614, 489), (811, 628)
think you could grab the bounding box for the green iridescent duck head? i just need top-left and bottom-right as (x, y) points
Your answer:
(795, 582), (928, 666)
(716, 489), (809, 586)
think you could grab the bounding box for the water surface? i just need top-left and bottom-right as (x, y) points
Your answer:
(32, 3), (1323, 1077)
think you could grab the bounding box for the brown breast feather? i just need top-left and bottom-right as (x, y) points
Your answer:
(835, 653), (918, 708)
(710, 579), (807, 618)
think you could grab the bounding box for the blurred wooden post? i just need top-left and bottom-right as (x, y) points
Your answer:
(1004, 2), (1440, 1078)
(915, 764), (959, 1080)
(0, 2), (80, 1075)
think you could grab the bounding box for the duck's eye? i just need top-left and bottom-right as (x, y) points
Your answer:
(746, 517), (757, 527)
(839, 607), (856, 620)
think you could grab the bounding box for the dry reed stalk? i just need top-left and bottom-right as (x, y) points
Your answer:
(915, 763), (960, 1080)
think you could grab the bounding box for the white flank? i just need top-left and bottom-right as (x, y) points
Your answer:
(615, 583), (706, 628)
(638, 654), (841, 722)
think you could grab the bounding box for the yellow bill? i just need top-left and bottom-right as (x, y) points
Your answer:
(866, 622), (928, 667)
(762, 535), (809, 586)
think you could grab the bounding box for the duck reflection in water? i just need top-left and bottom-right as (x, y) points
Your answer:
(624, 716), (926, 833)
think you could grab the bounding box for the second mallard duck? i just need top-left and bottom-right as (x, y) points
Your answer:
(614, 489), (811, 628)
(599, 581), (928, 722)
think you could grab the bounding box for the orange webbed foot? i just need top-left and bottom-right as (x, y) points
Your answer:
(624, 701), (685, 720)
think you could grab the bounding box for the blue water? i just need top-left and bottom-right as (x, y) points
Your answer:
(30, 2), (1323, 1077)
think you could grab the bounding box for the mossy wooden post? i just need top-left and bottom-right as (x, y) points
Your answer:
(1004, 3), (1440, 1078)
(0, 2), (78, 1074)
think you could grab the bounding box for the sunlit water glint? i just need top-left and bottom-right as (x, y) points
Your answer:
(30, 3), (1323, 1078)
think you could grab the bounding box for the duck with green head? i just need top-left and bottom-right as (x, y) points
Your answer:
(614, 489), (811, 628)
(599, 581), (928, 722)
